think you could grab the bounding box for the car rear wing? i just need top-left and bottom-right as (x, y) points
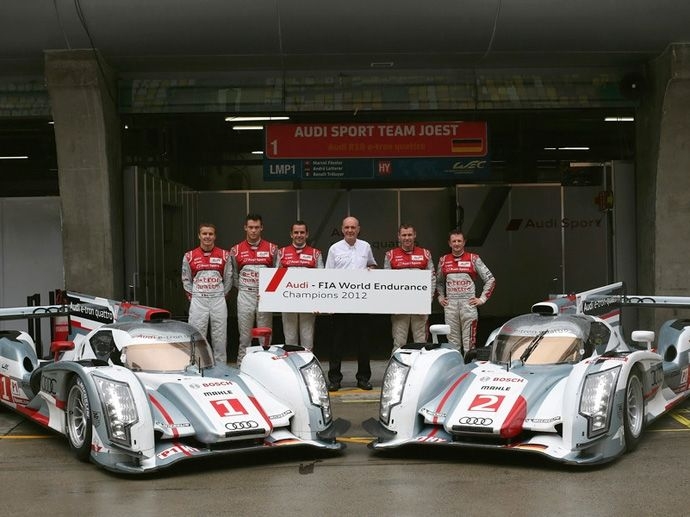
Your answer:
(0, 291), (170, 357)
(620, 294), (690, 309)
(533, 282), (625, 328)
(59, 290), (170, 338)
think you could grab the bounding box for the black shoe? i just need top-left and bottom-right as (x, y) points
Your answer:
(327, 381), (341, 392)
(356, 380), (373, 390)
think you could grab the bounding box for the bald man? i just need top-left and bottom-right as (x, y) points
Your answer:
(325, 216), (377, 391)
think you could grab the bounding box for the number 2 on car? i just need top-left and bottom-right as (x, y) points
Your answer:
(468, 394), (504, 412)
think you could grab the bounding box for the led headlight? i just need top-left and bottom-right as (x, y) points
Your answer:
(579, 366), (620, 437)
(300, 360), (332, 423)
(93, 375), (139, 446)
(380, 358), (410, 425)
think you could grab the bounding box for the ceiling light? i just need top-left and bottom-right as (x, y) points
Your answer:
(0, 155), (28, 160)
(605, 117), (634, 122)
(225, 116), (289, 122)
(251, 151), (264, 155)
(232, 125), (264, 131)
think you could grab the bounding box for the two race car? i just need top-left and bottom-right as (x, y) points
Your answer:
(0, 292), (346, 474)
(364, 282), (690, 465)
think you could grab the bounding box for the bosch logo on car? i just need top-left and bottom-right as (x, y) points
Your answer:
(225, 420), (259, 430)
(458, 417), (493, 426)
(491, 377), (525, 383)
(201, 381), (233, 388)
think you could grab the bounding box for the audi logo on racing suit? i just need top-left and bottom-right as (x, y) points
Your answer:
(458, 417), (493, 426)
(225, 420), (259, 430)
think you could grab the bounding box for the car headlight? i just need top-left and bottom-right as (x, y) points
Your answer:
(579, 366), (620, 438)
(93, 375), (139, 446)
(380, 358), (410, 425)
(300, 360), (332, 423)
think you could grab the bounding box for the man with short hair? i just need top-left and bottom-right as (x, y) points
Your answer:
(181, 223), (232, 364)
(277, 220), (324, 351)
(230, 214), (277, 364)
(384, 224), (435, 350)
(325, 216), (377, 391)
(436, 229), (495, 353)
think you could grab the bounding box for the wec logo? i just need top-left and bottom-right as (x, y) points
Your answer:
(452, 160), (487, 172)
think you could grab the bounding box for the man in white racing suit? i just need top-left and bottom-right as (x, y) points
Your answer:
(230, 214), (277, 365)
(181, 223), (233, 363)
(276, 220), (324, 351)
(436, 229), (495, 353)
(384, 224), (435, 350)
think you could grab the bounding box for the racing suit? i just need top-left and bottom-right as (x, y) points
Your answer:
(436, 251), (495, 352)
(384, 246), (435, 349)
(181, 246), (233, 363)
(276, 244), (324, 350)
(231, 239), (278, 364)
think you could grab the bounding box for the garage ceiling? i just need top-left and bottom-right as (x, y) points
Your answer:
(1, 1), (688, 194)
(2, 0), (690, 74)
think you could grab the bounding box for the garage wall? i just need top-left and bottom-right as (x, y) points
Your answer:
(0, 197), (64, 333)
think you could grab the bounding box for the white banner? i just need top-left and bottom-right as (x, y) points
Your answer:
(258, 268), (433, 314)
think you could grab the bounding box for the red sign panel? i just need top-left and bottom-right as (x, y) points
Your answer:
(265, 121), (487, 159)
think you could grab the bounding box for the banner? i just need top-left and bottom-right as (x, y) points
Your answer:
(265, 121), (487, 159)
(258, 268), (433, 314)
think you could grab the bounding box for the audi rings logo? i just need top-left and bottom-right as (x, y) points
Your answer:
(459, 417), (493, 426)
(225, 420), (259, 431)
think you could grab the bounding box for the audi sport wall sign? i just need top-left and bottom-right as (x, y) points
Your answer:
(258, 268), (433, 314)
(262, 121), (490, 181)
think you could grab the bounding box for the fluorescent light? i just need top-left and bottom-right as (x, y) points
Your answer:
(251, 151), (264, 155)
(605, 117), (634, 122)
(225, 116), (289, 122)
(0, 155), (29, 160)
(232, 125), (264, 131)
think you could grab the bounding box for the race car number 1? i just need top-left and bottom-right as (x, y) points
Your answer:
(210, 398), (248, 417)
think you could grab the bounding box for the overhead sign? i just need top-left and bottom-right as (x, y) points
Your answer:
(263, 121), (490, 181)
(265, 121), (487, 159)
(258, 268), (433, 314)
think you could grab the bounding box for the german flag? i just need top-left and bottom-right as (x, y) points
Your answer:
(452, 138), (485, 155)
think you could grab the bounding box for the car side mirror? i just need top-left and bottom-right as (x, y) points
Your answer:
(631, 330), (655, 351)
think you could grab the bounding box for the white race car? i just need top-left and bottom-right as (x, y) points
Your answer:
(364, 283), (690, 465)
(0, 292), (346, 474)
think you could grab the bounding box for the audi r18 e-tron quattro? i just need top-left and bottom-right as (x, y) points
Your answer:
(0, 292), (345, 474)
(364, 282), (690, 465)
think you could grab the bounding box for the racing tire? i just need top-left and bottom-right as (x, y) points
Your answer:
(66, 376), (93, 462)
(623, 370), (645, 452)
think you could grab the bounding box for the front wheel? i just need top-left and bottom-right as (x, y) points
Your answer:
(66, 376), (93, 461)
(623, 370), (645, 452)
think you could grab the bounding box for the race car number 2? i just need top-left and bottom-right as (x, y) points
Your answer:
(468, 394), (505, 412)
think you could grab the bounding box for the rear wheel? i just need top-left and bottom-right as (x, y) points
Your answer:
(623, 370), (644, 452)
(66, 377), (92, 461)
